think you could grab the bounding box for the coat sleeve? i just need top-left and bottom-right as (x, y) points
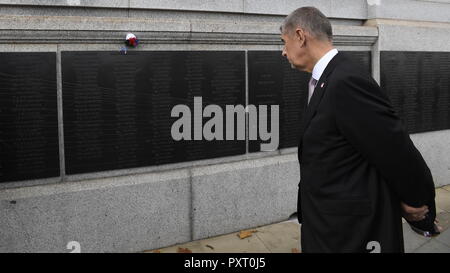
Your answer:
(331, 73), (435, 208)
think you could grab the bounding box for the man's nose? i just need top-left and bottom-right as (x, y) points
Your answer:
(282, 48), (287, 57)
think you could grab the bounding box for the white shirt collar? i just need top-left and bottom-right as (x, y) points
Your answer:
(311, 48), (338, 81)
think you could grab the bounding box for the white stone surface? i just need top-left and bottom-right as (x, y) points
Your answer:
(330, 0), (368, 19)
(0, 170), (191, 252)
(243, 0), (331, 16)
(0, 15), (191, 32)
(368, 19), (450, 52)
(0, 0), (368, 18)
(0, 0), (129, 8)
(411, 130), (450, 187)
(130, 0), (244, 14)
(368, 0), (450, 24)
(1, 0), (449, 23)
(191, 154), (299, 240)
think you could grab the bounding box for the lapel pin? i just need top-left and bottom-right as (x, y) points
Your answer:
(321, 82), (325, 88)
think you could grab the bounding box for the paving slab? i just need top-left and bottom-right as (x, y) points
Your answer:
(436, 212), (450, 232)
(436, 188), (450, 212)
(403, 223), (432, 253)
(435, 227), (450, 248)
(148, 230), (271, 253)
(254, 221), (300, 253)
(413, 239), (450, 253)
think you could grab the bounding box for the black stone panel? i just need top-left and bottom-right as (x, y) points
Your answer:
(62, 51), (246, 174)
(248, 51), (309, 152)
(248, 51), (372, 152)
(0, 53), (59, 182)
(381, 51), (450, 134)
(346, 51), (372, 77)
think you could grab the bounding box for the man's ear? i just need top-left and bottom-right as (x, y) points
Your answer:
(295, 28), (306, 47)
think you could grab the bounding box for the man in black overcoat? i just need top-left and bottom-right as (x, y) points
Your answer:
(280, 7), (440, 252)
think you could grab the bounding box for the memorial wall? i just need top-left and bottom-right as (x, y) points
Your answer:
(1, 48), (449, 182)
(0, 49), (376, 182)
(0, 53), (59, 182)
(380, 51), (450, 134)
(62, 51), (246, 175)
(0, 0), (449, 253)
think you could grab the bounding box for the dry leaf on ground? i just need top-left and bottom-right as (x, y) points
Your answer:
(177, 247), (192, 253)
(237, 229), (258, 239)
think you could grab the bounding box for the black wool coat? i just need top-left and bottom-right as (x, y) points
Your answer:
(297, 52), (436, 253)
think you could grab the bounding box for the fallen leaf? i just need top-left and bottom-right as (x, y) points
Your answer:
(291, 248), (300, 253)
(206, 245), (215, 250)
(237, 229), (258, 239)
(142, 249), (161, 253)
(177, 247), (192, 253)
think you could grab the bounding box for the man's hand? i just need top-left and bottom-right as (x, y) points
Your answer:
(401, 202), (428, 222)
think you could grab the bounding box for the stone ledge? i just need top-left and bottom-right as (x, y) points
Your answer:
(0, 0), (367, 19)
(0, 29), (378, 46)
(367, 19), (450, 51)
(2, 0), (449, 23)
(367, 0), (450, 24)
(0, 15), (377, 46)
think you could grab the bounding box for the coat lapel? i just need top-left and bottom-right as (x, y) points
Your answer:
(299, 52), (344, 149)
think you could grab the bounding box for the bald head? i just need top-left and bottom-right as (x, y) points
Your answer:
(281, 7), (333, 42)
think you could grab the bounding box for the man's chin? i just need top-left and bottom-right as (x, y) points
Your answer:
(290, 63), (303, 71)
(290, 63), (309, 72)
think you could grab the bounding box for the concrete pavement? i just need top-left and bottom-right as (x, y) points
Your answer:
(144, 185), (450, 253)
